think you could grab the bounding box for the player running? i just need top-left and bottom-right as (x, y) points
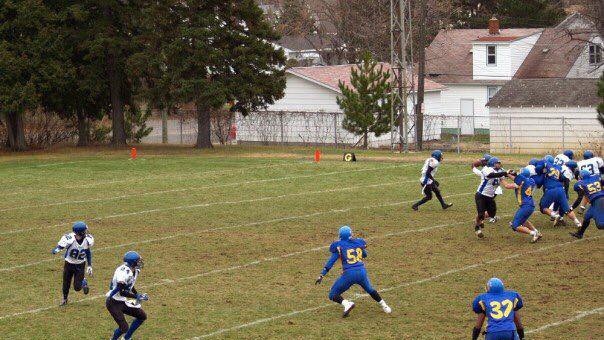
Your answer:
(107, 251), (149, 340)
(502, 168), (542, 243)
(412, 150), (453, 211)
(472, 278), (525, 340)
(51, 221), (94, 306)
(570, 170), (603, 239)
(539, 155), (582, 228)
(474, 157), (507, 238)
(315, 226), (391, 317)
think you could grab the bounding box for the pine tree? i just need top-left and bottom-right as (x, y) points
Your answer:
(337, 52), (392, 149)
(453, 0), (565, 28)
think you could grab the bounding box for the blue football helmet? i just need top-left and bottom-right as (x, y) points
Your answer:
(483, 154), (492, 161)
(528, 158), (539, 166)
(543, 155), (554, 164)
(431, 150), (443, 162)
(520, 167), (531, 178)
(124, 251), (144, 269)
(339, 225), (352, 240)
(566, 160), (577, 170)
(72, 221), (88, 235)
(583, 150), (594, 160)
(487, 277), (505, 294)
(579, 169), (591, 179)
(487, 157), (500, 168)
(563, 150), (574, 160)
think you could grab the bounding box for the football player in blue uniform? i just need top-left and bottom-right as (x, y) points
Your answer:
(412, 150), (453, 211)
(315, 226), (391, 317)
(472, 278), (525, 340)
(107, 251), (149, 340)
(570, 170), (604, 239)
(539, 155), (582, 227)
(51, 221), (94, 305)
(502, 168), (542, 242)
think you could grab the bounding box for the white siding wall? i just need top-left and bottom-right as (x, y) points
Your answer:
(265, 74), (342, 112)
(439, 84), (491, 130)
(567, 36), (604, 78)
(490, 106), (603, 153)
(510, 33), (541, 76)
(473, 43), (512, 80)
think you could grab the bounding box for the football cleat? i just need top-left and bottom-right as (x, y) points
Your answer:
(476, 229), (484, 238)
(412, 204), (419, 211)
(342, 300), (355, 318)
(442, 203), (453, 210)
(569, 232), (583, 239)
(381, 303), (392, 314)
(552, 215), (561, 227)
(531, 232), (543, 243)
(488, 216), (500, 223)
(82, 278), (89, 295)
(60, 298), (68, 306)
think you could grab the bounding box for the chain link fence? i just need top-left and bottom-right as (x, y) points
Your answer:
(141, 109), (601, 155)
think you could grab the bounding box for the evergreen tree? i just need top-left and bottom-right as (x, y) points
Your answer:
(337, 52), (392, 149)
(453, 0), (565, 28)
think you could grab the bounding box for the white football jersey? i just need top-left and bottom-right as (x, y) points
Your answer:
(420, 157), (439, 185)
(57, 232), (94, 264)
(561, 165), (574, 181)
(525, 165), (537, 176)
(554, 154), (569, 166)
(476, 167), (503, 198)
(577, 157), (603, 176)
(107, 264), (141, 308)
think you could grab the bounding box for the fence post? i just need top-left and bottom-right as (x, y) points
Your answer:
(334, 113), (338, 149)
(456, 115), (461, 154)
(508, 115), (512, 154)
(561, 116), (565, 149)
(279, 112), (284, 145)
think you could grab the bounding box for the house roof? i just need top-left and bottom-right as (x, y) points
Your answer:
(514, 22), (594, 79)
(287, 64), (446, 94)
(475, 36), (520, 42)
(425, 28), (542, 83)
(487, 78), (600, 107)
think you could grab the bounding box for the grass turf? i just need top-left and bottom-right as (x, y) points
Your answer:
(0, 145), (601, 339)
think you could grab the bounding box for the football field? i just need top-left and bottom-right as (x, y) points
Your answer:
(0, 146), (602, 339)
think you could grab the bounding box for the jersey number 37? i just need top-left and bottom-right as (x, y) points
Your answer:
(489, 299), (514, 319)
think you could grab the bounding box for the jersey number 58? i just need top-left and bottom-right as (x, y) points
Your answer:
(346, 248), (363, 264)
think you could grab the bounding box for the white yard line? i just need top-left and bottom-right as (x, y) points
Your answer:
(0, 178), (473, 272)
(185, 236), (601, 339)
(0, 164), (410, 212)
(526, 307), (604, 334)
(0, 196), (478, 320)
(0, 165), (419, 236)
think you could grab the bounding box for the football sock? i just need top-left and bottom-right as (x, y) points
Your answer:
(332, 295), (344, 304)
(111, 328), (123, 340)
(369, 290), (382, 302)
(125, 319), (144, 339)
(434, 191), (446, 207)
(378, 300), (388, 307)
(577, 220), (589, 235)
(573, 218), (581, 227)
(529, 230), (536, 236)
(414, 197), (430, 207)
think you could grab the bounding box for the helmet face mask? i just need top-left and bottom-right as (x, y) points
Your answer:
(124, 251), (143, 270)
(487, 157), (500, 168)
(72, 222), (88, 239)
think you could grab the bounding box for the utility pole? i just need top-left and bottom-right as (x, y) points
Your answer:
(390, 0), (412, 152)
(415, 0), (427, 151)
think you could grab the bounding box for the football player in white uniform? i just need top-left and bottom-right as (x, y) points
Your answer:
(577, 150), (603, 177)
(107, 251), (149, 340)
(412, 150), (453, 211)
(553, 150), (574, 166)
(474, 157), (508, 238)
(51, 221), (94, 305)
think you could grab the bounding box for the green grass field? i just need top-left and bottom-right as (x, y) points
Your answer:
(0, 146), (602, 339)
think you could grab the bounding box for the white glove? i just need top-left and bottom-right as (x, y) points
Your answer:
(86, 266), (93, 276)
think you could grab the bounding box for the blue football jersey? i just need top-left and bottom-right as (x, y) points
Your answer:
(514, 175), (535, 206)
(472, 290), (524, 333)
(329, 238), (367, 272)
(543, 163), (563, 189)
(574, 175), (604, 203)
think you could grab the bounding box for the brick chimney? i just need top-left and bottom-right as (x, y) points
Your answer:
(488, 17), (500, 35)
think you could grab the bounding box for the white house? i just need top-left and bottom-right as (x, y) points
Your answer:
(425, 13), (603, 134)
(487, 78), (602, 154)
(236, 64), (446, 147)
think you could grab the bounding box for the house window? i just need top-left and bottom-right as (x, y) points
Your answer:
(487, 86), (501, 100)
(487, 45), (496, 65)
(589, 44), (602, 65)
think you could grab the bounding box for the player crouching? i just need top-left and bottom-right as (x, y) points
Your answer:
(315, 226), (391, 317)
(502, 168), (542, 243)
(107, 251), (149, 340)
(51, 221), (94, 306)
(570, 170), (603, 239)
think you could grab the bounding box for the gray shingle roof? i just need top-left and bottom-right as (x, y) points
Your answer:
(487, 78), (600, 107)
